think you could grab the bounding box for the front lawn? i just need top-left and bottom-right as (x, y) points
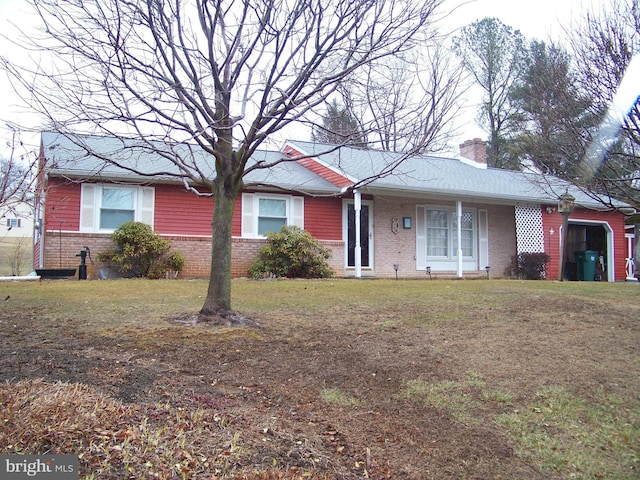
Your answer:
(1, 278), (638, 479)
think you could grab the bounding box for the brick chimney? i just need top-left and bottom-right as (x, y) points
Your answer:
(459, 138), (487, 165)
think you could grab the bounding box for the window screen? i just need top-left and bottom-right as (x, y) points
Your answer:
(100, 188), (135, 229)
(258, 198), (287, 235)
(426, 209), (449, 257)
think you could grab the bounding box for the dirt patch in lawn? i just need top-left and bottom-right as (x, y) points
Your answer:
(1, 279), (638, 479)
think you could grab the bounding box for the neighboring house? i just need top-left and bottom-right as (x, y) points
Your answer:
(1, 198), (33, 238)
(35, 132), (631, 281)
(0, 198), (34, 276)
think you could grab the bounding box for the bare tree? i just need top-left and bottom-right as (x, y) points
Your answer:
(0, 129), (36, 212)
(568, 0), (640, 211)
(336, 42), (464, 154)
(453, 17), (526, 169)
(3, 0), (443, 323)
(7, 236), (30, 276)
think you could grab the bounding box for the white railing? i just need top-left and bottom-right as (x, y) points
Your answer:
(626, 233), (637, 281)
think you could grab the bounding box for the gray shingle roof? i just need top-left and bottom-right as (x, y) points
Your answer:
(41, 132), (619, 209)
(41, 132), (339, 193)
(285, 140), (616, 209)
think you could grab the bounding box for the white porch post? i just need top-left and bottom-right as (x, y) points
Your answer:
(354, 189), (362, 278)
(626, 233), (637, 281)
(456, 200), (463, 278)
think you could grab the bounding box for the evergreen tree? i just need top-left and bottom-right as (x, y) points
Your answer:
(312, 99), (367, 146)
(454, 18), (526, 169)
(510, 41), (593, 178)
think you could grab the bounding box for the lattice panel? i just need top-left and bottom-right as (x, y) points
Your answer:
(515, 204), (544, 253)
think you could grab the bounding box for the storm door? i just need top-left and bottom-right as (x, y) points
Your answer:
(346, 203), (372, 268)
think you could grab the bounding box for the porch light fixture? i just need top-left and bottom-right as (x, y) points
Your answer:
(402, 217), (412, 229)
(485, 265), (490, 279)
(393, 263), (399, 280)
(557, 191), (576, 214)
(426, 266), (432, 280)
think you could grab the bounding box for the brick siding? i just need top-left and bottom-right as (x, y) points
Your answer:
(41, 231), (344, 279)
(371, 197), (516, 279)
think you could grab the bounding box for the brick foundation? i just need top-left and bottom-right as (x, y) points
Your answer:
(41, 231), (345, 279)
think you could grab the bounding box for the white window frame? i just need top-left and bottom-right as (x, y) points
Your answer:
(80, 184), (155, 233)
(425, 209), (450, 258)
(241, 192), (304, 238)
(424, 206), (477, 261)
(99, 186), (136, 230)
(453, 209), (475, 258)
(257, 196), (288, 236)
(417, 205), (488, 273)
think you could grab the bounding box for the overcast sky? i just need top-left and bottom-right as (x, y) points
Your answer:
(0, 0), (603, 156)
(445, 0), (598, 41)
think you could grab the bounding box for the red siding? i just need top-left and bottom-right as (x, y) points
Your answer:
(149, 184), (245, 236)
(154, 184), (214, 236)
(43, 179), (340, 240)
(572, 208), (627, 281)
(542, 209), (563, 280)
(283, 145), (353, 188)
(233, 195), (242, 237)
(41, 175), (346, 277)
(543, 207), (627, 281)
(44, 178), (81, 231)
(304, 196), (343, 240)
(296, 157), (353, 187)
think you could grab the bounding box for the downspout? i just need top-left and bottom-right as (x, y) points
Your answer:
(456, 200), (463, 278)
(354, 189), (362, 278)
(37, 177), (45, 269)
(35, 165), (48, 270)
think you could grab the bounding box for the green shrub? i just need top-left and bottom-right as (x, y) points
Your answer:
(97, 222), (185, 279)
(248, 225), (333, 279)
(510, 252), (551, 280)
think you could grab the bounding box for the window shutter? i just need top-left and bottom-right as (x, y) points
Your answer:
(140, 187), (155, 228)
(242, 193), (255, 237)
(478, 209), (489, 269)
(17, 219), (21, 228)
(415, 205), (426, 269)
(290, 196), (304, 229)
(80, 184), (96, 232)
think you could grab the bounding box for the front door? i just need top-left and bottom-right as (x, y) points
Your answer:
(346, 202), (372, 268)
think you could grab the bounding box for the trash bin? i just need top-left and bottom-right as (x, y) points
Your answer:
(574, 250), (599, 281)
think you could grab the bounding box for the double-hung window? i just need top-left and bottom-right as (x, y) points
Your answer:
(258, 197), (287, 235)
(100, 187), (135, 229)
(426, 210), (449, 257)
(80, 184), (154, 233)
(417, 205), (487, 272)
(425, 207), (476, 260)
(241, 193), (304, 237)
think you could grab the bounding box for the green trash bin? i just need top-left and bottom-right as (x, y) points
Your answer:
(574, 250), (599, 281)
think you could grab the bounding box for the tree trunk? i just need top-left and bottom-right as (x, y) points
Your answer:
(197, 183), (255, 326)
